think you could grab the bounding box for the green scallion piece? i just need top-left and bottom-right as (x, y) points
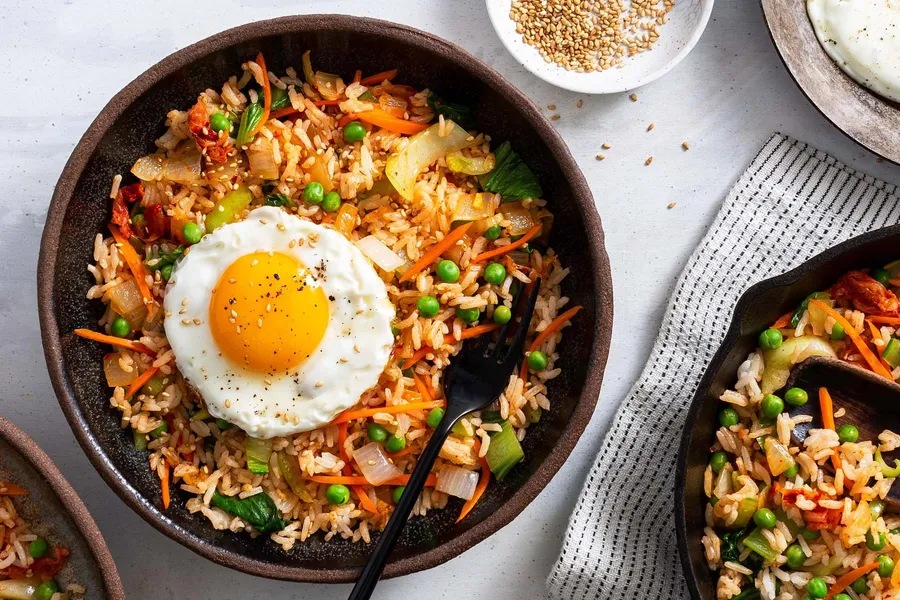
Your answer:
(485, 420), (524, 481)
(244, 436), (273, 474)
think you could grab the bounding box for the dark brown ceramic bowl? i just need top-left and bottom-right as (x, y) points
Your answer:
(37, 15), (613, 582)
(676, 225), (900, 599)
(760, 0), (900, 164)
(0, 414), (125, 599)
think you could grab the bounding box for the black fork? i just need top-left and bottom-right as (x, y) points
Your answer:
(347, 279), (542, 600)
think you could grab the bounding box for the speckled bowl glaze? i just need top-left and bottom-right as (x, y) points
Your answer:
(38, 15), (613, 582)
(0, 414), (125, 599)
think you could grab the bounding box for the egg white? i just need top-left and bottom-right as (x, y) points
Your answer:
(163, 206), (395, 438)
(808, 0), (900, 102)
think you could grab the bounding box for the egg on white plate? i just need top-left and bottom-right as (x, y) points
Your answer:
(163, 206), (395, 439)
(808, 0), (900, 103)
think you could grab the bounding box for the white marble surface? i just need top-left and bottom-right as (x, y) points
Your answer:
(2, 1), (900, 598)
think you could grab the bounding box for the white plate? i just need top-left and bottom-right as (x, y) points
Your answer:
(486, 0), (715, 94)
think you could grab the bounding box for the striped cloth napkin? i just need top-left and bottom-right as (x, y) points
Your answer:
(547, 134), (900, 599)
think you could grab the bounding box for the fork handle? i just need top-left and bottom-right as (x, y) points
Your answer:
(347, 407), (464, 600)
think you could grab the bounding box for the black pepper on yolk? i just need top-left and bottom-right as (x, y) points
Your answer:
(209, 251), (329, 373)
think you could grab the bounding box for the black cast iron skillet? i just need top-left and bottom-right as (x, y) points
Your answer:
(676, 224), (900, 600)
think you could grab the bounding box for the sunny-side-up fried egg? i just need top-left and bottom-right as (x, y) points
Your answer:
(808, 0), (900, 103)
(163, 206), (394, 438)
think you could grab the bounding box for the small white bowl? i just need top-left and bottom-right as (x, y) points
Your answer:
(486, 0), (715, 94)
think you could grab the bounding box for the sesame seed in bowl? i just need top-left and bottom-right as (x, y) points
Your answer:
(486, 0), (715, 94)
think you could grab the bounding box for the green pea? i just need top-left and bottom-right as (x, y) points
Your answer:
(325, 484), (350, 506)
(873, 267), (891, 285)
(851, 577), (869, 594)
(761, 394), (784, 419)
(878, 555), (895, 577)
(35, 581), (58, 600)
(322, 191), (341, 212)
(867, 530), (886, 551)
(209, 112), (231, 133)
(784, 387), (808, 407)
(215, 418), (233, 431)
(392, 486), (405, 504)
(142, 375), (166, 397)
(801, 527), (820, 540)
(753, 508), (777, 529)
(483, 262), (507, 285)
(160, 263), (174, 281)
(709, 451), (728, 473)
(343, 121), (366, 143)
(719, 407), (740, 428)
(426, 408), (445, 429)
(493, 305), (512, 325)
(785, 544), (806, 569)
(784, 463), (799, 479)
(303, 182), (325, 204)
(110, 316), (131, 338)
(183, 222), (204, 245)
(527, 350), (548, 371)
(758, 328), (783, 350)
(416, 296), (440, 318)
(436, 260), (460, 283)
(391, 325), (400, 337)
(367, 423), (388, 443)
(456, 306), (480, 323)
(834, 595), (852, 600)
(871, 499), (886, 519)
(484, 225), (502, 240)
(385, 435), (406, 453)
(29, 537), (48, 559)
(807, 577), (828, 599)
(838, 424), (859, 443)
(149, 420), (168, 439)
(830, 322), (846, 341)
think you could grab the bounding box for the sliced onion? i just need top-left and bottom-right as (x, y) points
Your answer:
(108, 279), (147, 329)
(302, 51), (315, 85)
(378, 93), (407, 117)
(131, 154), (164, 181)
(0, 577), (41, 600)
(386, 120), (473, 201)
(357, 236), (406, 272)
(104, 352), (138, 387)
(765, 438), (796, 476)
(305, 152), (334, 192)
(354, 442), (402, 485)
(207, 153), (244, 186)
(447, 152), (495, 176)
(315, 71), (345, 101)
(163, 149), (202, 183)
(500, 202), (536, 236)
(451, 192), (497, 223)
(277, 451), (315, 503)
(246, 136), (279, 180)
(435, 465), (479, 500)
(712, 463), (733, 499)
(761, 336), (837, 394)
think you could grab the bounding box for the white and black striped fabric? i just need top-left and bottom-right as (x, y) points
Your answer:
(547, 134), (900, 599)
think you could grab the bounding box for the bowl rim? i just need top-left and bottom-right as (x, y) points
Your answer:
(484, 0), (715, 94)
(0, 414), (126, 599)
(674, 223), (900, 599)
(37, 14), (614, 582)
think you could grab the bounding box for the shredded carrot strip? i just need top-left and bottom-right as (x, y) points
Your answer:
(456, 323), (500, 341)
(354, 487), (379, 513)
(867, 319), (882, 342)
(160, 462), (171, 509)
(125, 366), (160, 399)
(520, 306), (583, 382)
(337, 113), (356, 128)
(889, 279), (900, 287)
(331, 401), (445, 425)
(413, 373), (433, 402)
(457, 441), (490, 523)
(306, 474), (438, 487)
(819, 387), (848, 479)
(250, 53), (271, 138)
(809, 300), (892, 379)
(109, 226), (153, 304)
(825, 562), (880, 599)
(400, 346), (433, 369)
(336, 422), (378, 513)
(270, 107), (300, 119)
(74, 329), (155, 356)
(868, 315), (900, 325)
(359, 69), (398, 86)
(472, 224), (542, 263)
(355, 109), (428, 136)
(0, 482), (28, 496)
(353, 70), (362, 84)
(771, 311), (793, 329)
(400, 223), (473, 283)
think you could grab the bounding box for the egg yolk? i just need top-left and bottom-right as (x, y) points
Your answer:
(209, 252), (329, 373)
